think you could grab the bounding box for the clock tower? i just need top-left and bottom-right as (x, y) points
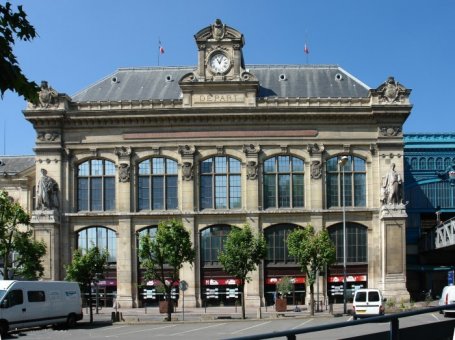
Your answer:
(179, 19), (258, 107)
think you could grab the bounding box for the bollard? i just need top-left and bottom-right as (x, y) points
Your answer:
(329, 303), (333, 315)
(111, 311), (116, 322)
(257, 307), (262, 319)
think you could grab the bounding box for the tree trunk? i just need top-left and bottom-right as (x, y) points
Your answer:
(166, 288), (172, 321)
(310, 283), (314, 316)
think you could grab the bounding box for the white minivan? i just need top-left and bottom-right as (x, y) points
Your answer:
(438, 285), (455, 317)
(352, 288), (386, 320)
(0, 280), (83, 337)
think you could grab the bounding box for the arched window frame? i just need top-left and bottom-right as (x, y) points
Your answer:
(200, 156), (241, 210)
(77, 226), (117, 264)
(328, 223), (367, 264)
(264, 224), (298, 265)
(326, 155), (366, 208)
(263, 155), (305, 209)
(137, 157), (178, 211)
(200, 225), (234, 267)
(77, 159), (115, 211)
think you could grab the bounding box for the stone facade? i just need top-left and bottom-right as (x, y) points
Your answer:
(18, 20), (412, 307)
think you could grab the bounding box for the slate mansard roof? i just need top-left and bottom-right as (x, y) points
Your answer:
(0, 156), (35, 176)
(72, 65), (370, 103)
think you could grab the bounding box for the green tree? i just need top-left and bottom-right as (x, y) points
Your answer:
(65, 247), (109, 323)
(218, 224), (266, 319)
(0, 2), (39, 102)
(0, 190), (46, 279)
(287, 225), (336, 316)
(138, 219), (195, 321)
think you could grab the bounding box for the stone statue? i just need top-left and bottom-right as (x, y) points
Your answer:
(38, 81), (58, 108)
(246, 161), (258, 180)
(36, 169), (59, 210)
(381, 163), (402, 205)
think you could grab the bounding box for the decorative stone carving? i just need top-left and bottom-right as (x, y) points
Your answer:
(381, 163), (403, 205)
(118, 163), (130, 183)
(246, 161), (258, 180)
(38, 81), (58, 108)
(211, 18), (226, 40)
(178, 145), (196, 156)
(374, 76), (410, 103)
(37, 132), (60, 142)
(343, 144), (351, 153)
(216, 146), (224, 155)
(379, 127), (402, 137)
(310, 161), (322, 179)
(114, 146), (132, 157)
(243, 144), (259, 156)
(307, 143), (324, 155)
(36, 168), (59, 210)
(369, 143), (376, 154)
(182, 162), (194, 181)
(280, 145), (289, 154)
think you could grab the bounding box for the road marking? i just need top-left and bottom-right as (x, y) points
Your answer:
(107, 324), (177, 337)
(230, 321), (272, 334)
(431, 313), (441, 321)
(291, 319), (313, 330)
(169, 323), (226, 335)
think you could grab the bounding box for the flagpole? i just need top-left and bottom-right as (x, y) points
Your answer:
(158, 38), (160, 66)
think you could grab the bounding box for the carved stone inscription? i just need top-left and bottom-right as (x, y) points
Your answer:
(193, 93), (245, 105)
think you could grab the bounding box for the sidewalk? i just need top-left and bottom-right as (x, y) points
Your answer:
(84, 303), (349, 323)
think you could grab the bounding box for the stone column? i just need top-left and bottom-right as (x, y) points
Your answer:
(31, 210), (60, 280)
(116, 217), (133, 308)
(378, 204), (410, 301)
(180, 216), (198, 307)
(244, 215), (262, 308)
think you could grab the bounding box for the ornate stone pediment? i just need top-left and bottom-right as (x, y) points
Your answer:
(370, 76), (411, 104)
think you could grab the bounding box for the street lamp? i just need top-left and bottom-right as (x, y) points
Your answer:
(338, 155), (349, 315)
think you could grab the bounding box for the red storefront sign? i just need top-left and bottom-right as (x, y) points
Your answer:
(203, 278), (240, 286)
(328, 275), (367, 283)
(265, 277), (305, 285)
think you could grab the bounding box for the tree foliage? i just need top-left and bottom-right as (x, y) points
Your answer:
(0, 190), (46, 280)
(287, 225), (336, 316)
(0, 2), (39, 102)
(65, 246), (108, 323)
(138, 219), (195, 321)
(218, 224), (266, 319)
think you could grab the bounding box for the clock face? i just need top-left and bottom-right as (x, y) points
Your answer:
(209, 53), (230, 74)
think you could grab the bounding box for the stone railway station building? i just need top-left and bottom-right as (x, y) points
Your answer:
(2, 20), (412, 308)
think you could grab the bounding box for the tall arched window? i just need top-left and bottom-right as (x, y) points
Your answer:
(263, 156), (304, 209)
(200, 156), (241, 209)
(264, 224), (298, 265)
(436, 157), (443, 170)
(77, 159), (115, 211)
(328, 223), (367, 264)
(326, 155), (366, 208)
(419, 158), (426, 170)
(77, 226), (117, 263)
(138, 158), (178, 210)
(428, 157), (435, 170)
(411, 157), (418, 169)
(200, 225), (232, 266)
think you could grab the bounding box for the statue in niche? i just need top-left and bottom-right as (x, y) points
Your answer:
(36, 169), (59, 210)
(381, 163), (402, 205)
(246, 161), (258, 180)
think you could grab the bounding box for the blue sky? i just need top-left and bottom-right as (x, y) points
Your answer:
(1, 0), (454, 155)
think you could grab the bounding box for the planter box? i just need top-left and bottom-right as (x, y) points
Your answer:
(159, 300), (174, 314)
(275, 298), (287, 312)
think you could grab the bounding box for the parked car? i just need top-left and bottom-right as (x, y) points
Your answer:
(352, 288), (386, 320)
(438, 285), (455, 317)
(0, 280), (83, 337)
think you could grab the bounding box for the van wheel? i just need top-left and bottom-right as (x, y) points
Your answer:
(66, 314), (77, 328)
(0, 321), (9, 337)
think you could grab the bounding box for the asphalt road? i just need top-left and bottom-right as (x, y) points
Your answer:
(3, 312), (451, 339)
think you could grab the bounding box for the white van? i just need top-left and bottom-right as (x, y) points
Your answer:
(438, 285), (455, 316)
(352, 288), (386, 320)
(0, 280), (83, 337)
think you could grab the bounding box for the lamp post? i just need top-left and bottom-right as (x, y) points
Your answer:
(338, 155), (349, 315)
